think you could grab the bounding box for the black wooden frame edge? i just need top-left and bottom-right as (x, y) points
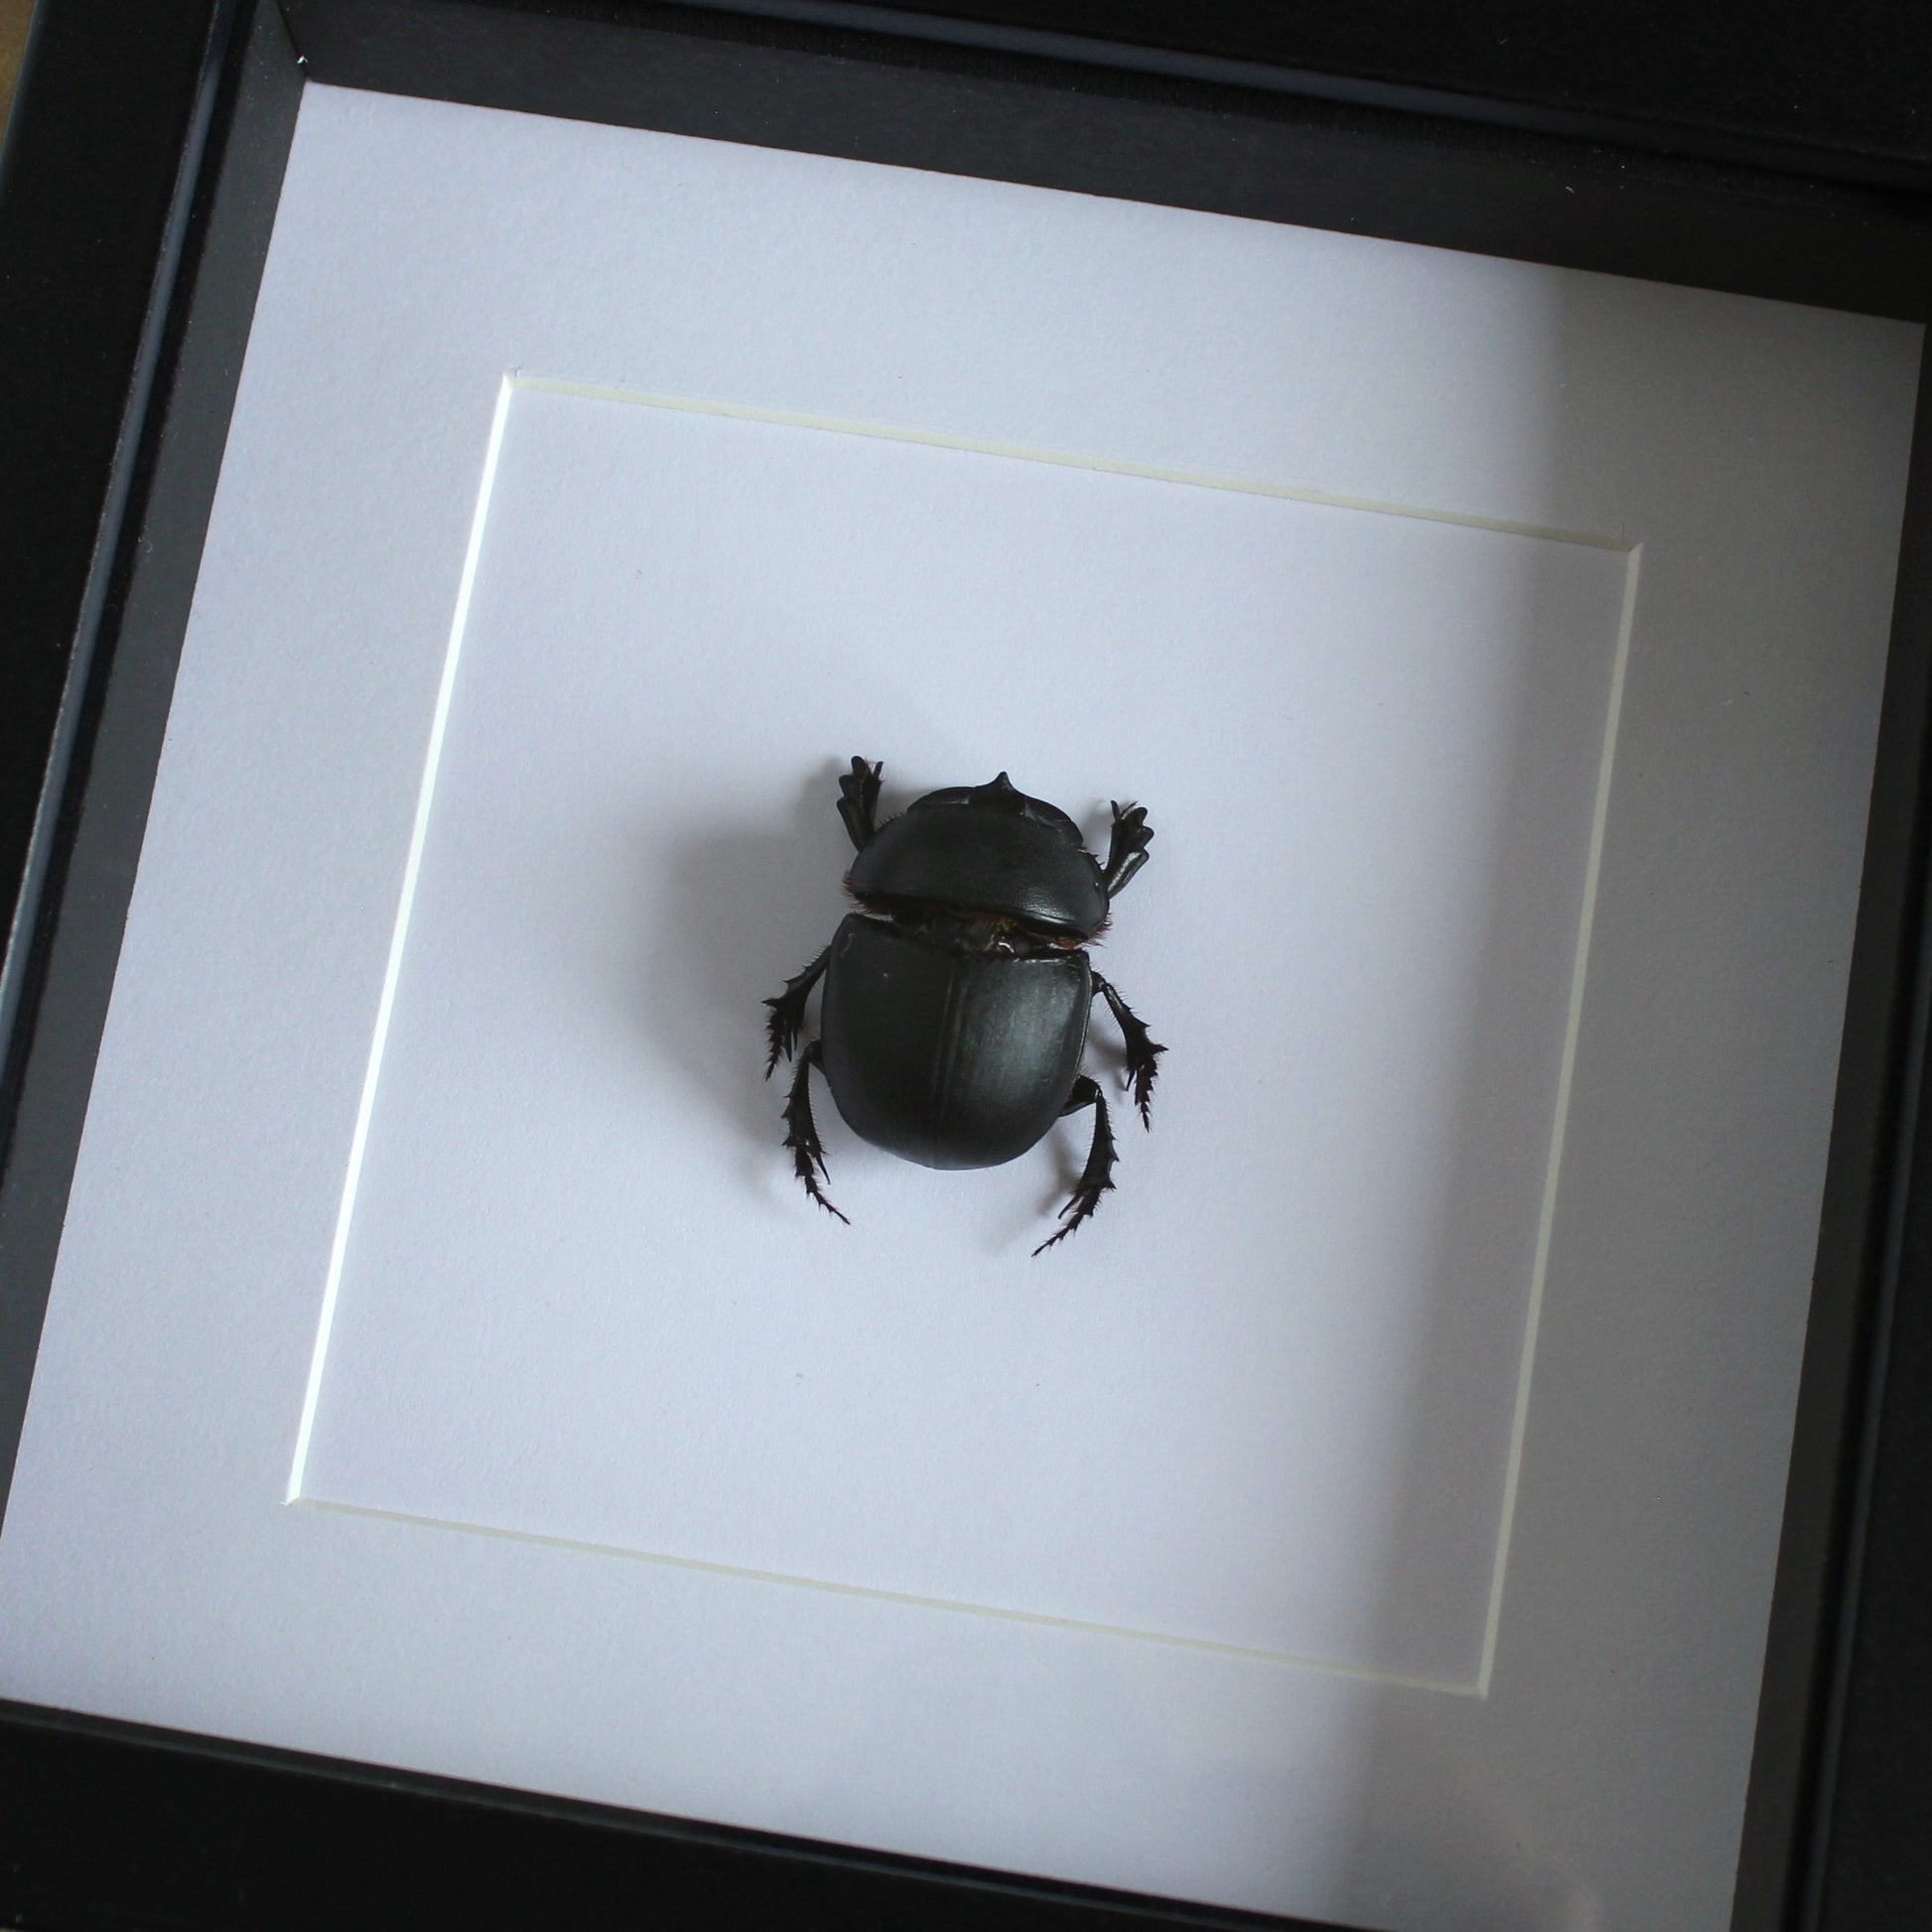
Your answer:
(705, 0), (1932, 191)
(1735, 345), (1932, 1932)
(0, 0), (288, 1534)
(0, 0), (290, 1508)
(285, 0), (1932, 326)
(0, 0), (239, 1172)
(0, 3), (1928, 1930)
(467, 0), (1932, 195)
(0, 1696), (1354, 1932)
(1803, 362), (1932, 1926)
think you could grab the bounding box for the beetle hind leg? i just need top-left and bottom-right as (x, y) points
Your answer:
(1034, 1076), (1117, 1256)
(782, 1040), (849, 1224)
(1090, 971), (1165, 1127)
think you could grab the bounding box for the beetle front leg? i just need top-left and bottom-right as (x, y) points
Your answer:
(1034, 1076), (1116, 1256)
(781, 1040), (849, 1224)
(762, 942), (831, 1075)
(836, 756), (884, 851)
(1100, 799), (1155, 897)
(1090, 971), (1165, 1127)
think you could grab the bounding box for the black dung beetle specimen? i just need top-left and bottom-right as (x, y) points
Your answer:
(762, 758), (1165, 1254)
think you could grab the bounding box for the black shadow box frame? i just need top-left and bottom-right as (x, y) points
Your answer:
(1, 2), (1929, 1928)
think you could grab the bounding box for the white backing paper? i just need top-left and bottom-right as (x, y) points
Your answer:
(290, 379), (1630, 1691)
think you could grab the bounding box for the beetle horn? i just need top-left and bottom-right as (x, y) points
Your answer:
(972, 771), (1027, 812)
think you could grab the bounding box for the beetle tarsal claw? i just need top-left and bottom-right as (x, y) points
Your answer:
(1032, 1179), (1114, 1257)
(1033, 1075), (1117, 1256)
(781, 1041), (849, 1223)
(761, 996), (799, 1076)
(1090, 971), (1164, 1128)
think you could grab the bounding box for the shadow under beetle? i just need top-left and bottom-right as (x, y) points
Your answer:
(763, 758), (1165, 1254)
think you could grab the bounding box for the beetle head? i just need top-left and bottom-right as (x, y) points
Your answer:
(848, 770), (1109, 937)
